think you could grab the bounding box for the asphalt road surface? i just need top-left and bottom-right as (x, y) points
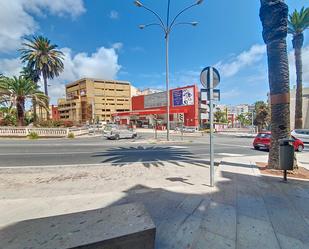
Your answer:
(0, 134), (307, 167)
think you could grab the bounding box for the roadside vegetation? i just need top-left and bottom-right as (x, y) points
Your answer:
(67, 132), (75, 139)
(27, 131), (39, 140)
(0, 36), (64, 127)
(0, 76), (48, 126)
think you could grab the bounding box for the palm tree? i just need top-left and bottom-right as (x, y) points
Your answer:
(254, 101), (270, 132)
(0, 76), (48, 126)
(19, 36), (64, 96)
(21, 66), (41, 123)
(259, 0), (291, 169)
(288, 7), (309, 129)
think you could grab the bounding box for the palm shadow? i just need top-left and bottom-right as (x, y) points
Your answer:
(92, 145), (211, 168)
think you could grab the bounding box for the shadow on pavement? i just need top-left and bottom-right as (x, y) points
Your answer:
(1, 162), (309, 248)
(92, 146), (210, 168)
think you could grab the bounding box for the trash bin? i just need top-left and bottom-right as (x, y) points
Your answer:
(279, 138), (294, 170)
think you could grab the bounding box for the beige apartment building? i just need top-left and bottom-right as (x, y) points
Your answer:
(58, 78), (131, 124)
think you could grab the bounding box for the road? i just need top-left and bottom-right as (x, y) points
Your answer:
(0, 133), (276, 167)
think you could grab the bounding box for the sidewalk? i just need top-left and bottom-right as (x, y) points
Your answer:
(1, 156), (308, 248)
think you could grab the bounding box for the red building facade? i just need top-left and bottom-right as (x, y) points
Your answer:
(113, 85), (199, 128)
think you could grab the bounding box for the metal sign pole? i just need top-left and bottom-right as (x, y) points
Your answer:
(200, 66), (220, 188)
(209, 67), (215, 187)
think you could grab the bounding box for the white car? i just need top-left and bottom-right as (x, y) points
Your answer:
(291, 129), (309, 143)
(103, 125), (137, 140)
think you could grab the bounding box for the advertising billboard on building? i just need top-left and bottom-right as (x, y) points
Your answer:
(144, 92), (167, 108)
(172, 87), (194, 107)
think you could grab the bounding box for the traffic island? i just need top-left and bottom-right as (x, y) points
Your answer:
(0, 203), (156, 249)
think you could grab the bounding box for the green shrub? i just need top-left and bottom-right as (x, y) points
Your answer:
(28, 131), (39, 139)
(67, 132), (75, 139)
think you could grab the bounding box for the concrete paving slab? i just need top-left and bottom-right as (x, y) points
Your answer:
(277, 233), (309, 249)
(176, 195), (204, 215)
(237, 215), (281, 249)
(172, 215), (203, 249)
(192, 228), (235, 249)
(192, 198), (211, 219)
(200, 201), (236, 241)
(0, 203), (156, 249)
(265, 203), (309, 243)
(237, 194), (269, 222)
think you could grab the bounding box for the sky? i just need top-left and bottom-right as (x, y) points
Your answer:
(0, 0), (308, 105)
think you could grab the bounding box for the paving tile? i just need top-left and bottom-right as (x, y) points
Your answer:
(237, 215), (281, 249)
(200, 201), (236, 241)
(289, 195), (309, 221)
(176, 195), (204, 215)
(172, 215), (203, 249)
(277, 233), (309, 249)
(155, 207), (190, 249)
(265, 204), (309, 243)
(192, 198), (211, 219)
(237, 194), (269, 222)
(211, 180), (237, 207)
(191, 228), (235, 249)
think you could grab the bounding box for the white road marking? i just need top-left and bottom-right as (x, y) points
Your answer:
(214, 143), (250, 148)
(217, 153), (245, 157)
(169, 146), (188, 149)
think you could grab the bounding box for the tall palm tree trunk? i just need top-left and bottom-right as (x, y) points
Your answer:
(260, 0), (290, 169)
(43, 74), (48, 96)
(16, 97), (25, 126)
(32, 98), (38, 124)
(43, 74), (50, 120)
(293, 33), (304, 129)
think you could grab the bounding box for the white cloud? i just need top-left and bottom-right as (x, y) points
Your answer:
(47, 45), (122, 103)
(0, 58), (23, 77)
(112, 42), (123, 50)
(0, 0), (85, 53)
(109, 10), (119, 20)
(61, 45), (122, 81)
(288, 45), (309, 87)
(24, 0), (85, 18)
(0, 44), (122, 104)
(215, 44), (266, 77)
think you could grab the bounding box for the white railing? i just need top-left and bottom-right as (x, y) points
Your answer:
(0, 127), (89, 137)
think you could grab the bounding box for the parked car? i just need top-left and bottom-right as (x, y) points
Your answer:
(291, 129), (309, 143)
(175, 126), (196, 133)
(103, 125), (137, 140)
(253, 131), (304, 152)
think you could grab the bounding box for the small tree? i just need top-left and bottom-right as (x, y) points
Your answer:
(0, 76), (48, 126)
(254, 101), (270, 131)
(214, 110), (228, 123)
(236, 113), (252, 127)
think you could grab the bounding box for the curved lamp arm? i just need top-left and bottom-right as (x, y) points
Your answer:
(139, 23), (166, 33)
(140, 5), (167, 33)
(172, 22), (198, 29)
(169, 3), (199, 31)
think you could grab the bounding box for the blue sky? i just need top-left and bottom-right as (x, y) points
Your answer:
(0, 0), (308, 105)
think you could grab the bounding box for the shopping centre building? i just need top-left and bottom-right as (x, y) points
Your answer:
(112, 85), (199, 129)
(58, 78), (131, 124)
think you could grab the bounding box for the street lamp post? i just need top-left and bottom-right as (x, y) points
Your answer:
(135, 0), (203, 141)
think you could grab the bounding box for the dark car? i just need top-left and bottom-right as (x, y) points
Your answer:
(253, 131), (304, 152)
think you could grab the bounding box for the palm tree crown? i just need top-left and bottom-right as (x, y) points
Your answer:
(0, 76), (48, 126)
(288, 7), (309, 36)
(19, 36), (64, 96)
